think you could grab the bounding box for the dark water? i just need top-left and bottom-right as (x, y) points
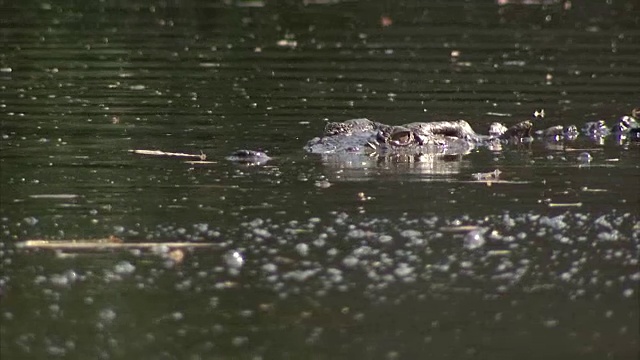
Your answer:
(1, 0), (639, 358)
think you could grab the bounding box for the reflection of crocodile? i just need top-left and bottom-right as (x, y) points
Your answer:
(305, 118), (533, 155)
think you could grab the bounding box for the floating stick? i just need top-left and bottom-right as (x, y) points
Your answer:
(17, 239), (221, 251)
(129, 149), (206, 160)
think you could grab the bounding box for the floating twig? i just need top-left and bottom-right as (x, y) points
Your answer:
(547, 202), (582, 208)
(439, 225), (482, 233)
(29, 194), (80, 199)
(471, 169), (502, 180)
(129, 149), (206, 160)
(17, 239), (221, 251)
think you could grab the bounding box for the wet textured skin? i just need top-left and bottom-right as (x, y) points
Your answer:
(305, 118), (533, 155)
(228, 110), (638, 162)
(305, 110), (638, 156)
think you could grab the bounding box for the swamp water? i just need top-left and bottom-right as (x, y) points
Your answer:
(1, 0), (639, 359)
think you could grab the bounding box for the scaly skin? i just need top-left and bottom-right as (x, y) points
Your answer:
(230, 110), (638, 163)
(306, 119), (533, 155)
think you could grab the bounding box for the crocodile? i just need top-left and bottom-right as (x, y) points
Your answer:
(305, 118), (533, 155)
(227, 109), (638, 165)
(304, 108), (639, 156)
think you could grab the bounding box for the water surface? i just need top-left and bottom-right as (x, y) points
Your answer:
(1, 0), (639, 359)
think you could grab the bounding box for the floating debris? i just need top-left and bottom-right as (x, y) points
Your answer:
(576, 152), (592, 164)
(472, 169), (502, 181)
(380, 15), (393, 27)
(130, 149), (206, 160)
(315, 180), (332, 188)
(440, 225), (483, 233)
(548, 203), (583, 208)
(29, 194), (80, 199)
(168, 249), (186, 264)
(17, 239), (220, 250)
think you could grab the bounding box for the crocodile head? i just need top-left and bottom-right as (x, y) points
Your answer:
(499, 120), (533, 140)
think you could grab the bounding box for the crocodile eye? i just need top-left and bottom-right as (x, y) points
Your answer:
(390, 130), (413, 146)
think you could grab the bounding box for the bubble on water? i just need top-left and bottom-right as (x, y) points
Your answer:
(594, 215), (613, 230)
(502, 214), (515, 228)
(23, 216), (39, 226)
(622, 288), (634, 297)
(400, 230), (421, 239)
(464, 229), (485, 249)
(313, 237), (326, 248)
(577, 152), (592, 164)
(343, 255), (359, 268)
(295, 243), (309, 256)
(378, 235), (393, 244)
(542, 318), (559, 328)
(63, 270), (79, 282)
(348, 229), (367, 238)
(326, 268), (343, 283)
(49, 304), (60, 314)
(489, 230), (503, 241)
(394, 263), (414, 278)
(253, 228), (271, 238)
(224, 251), (244, 269)
(50, 274), (70, 287)
(262, 263), (277, 273)
(113, 261), (135, 275)
(232, 336), (248, 347)
(358, 246), (376, 257)
(460, 261), (473, 269)
(47, 345), (66, 356)
(193, 222), (208, 233)
(539, 215), (567, 231)
(315, 180), (331, 188)
(597, 231), (619, 241)
(99, 308), (116, 323)
(151, 245), (170, 255)
(175, 279), (192, 291)
(327, 248), (338, 257)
